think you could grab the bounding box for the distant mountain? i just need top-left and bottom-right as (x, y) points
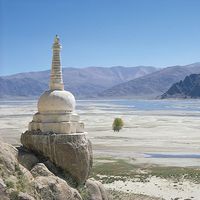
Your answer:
(0, 77), (47, 98)
(160, 74), (200, 99)
(99, 63), (200, 98)
(0, 66), (156, 98)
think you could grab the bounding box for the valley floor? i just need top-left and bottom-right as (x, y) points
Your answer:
(0, 99), (200, 200)
(92, 157), (200, 200)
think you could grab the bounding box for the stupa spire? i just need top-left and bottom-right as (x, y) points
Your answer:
(50, 35), (64, 90)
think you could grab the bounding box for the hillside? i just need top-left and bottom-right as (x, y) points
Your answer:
(99, 63), (200, 98)
(0, 66), (156, 98)
(160, 74), (200, 99)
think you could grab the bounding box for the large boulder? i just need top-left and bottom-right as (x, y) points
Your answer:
(31, 163), (82, 200)
(0, 141), (18, 174)
(21, 131), (93, 185)
(33, 175), (82, 200)
(86, 179), (108, 200)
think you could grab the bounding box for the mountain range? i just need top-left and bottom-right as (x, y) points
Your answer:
(99, 63), (200, 98)
(1, 63), (200, 99)
(0, 66), (156, 98)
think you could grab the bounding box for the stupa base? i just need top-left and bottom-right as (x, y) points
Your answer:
(29, 112), (84, 134)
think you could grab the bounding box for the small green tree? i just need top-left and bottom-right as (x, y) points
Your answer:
(112, 118), (124, 132)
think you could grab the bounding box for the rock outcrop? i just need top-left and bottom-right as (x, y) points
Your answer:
(0, 140), (107, 200)
(21, 131), (93, 185)
(160, 73), (200, 99)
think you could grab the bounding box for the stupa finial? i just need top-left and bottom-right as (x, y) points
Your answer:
(54, 35), (59, 43)
(50, 35), (64, 90)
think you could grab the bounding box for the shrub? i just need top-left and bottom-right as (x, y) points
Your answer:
(5, 180), (14, 189)
(112, 118), (124, 132)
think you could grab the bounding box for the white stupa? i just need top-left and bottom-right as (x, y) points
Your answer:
(29, 35), (84, 134)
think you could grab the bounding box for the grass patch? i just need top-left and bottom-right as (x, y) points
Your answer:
(14, 164), (27, 192)
(91, 157), (200, 184)
(107, 189), (157, 200)
(91, 158), (149, 183)
(77, 184), (90, 200)
(3, 164), (31, 199)
(150, 166), (200, 183)
(92, 159), (135, 176)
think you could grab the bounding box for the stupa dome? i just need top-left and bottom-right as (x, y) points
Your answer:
(38, 90), (75, 113)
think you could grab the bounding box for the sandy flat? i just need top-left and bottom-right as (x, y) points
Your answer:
(1, 100), (200, 166)
(105, 176), (200, 200)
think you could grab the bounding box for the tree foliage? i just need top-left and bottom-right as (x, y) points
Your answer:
(112, 118), (124, 132)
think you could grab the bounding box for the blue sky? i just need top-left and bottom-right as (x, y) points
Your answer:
(1, 0), (200, 75)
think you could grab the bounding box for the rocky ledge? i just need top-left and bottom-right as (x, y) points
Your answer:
(0, 140), (108, 200)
